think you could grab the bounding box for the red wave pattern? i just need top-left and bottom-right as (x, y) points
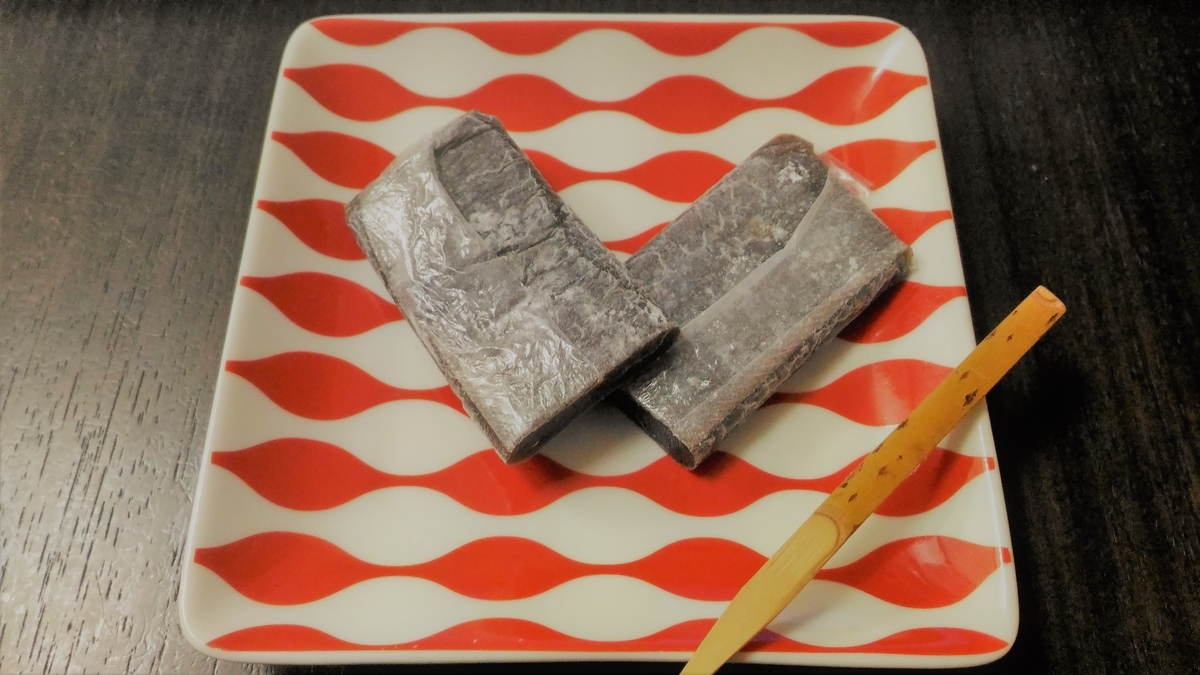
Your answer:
(824, 139), (937, 189)
(210, 620), (1006, 655)
(878, 446), (994, 518)
(253, 203), (945, 267)
(205, 18), (1008, 659)
(240, 273), (401, 337)
(818, 537), (1013, 609)
(796, 21), (903, 48)
(309, 19), (902, 53)
(236, 248), (956, 348)
(195, 534), (761, 603)
(272, 131), (394, 189)
(285, 65), (927, 130)
(225, 352), (464, 418)
(196, 532), (1007, 606)
(256, 200), (365, 260)
(271, 132), (932, 211)
(224, 353), (949, 427)
(767, 359), (953, 426)
(212, 439), (988, 517)
(872, 207), (952, 245)
(526, 150), (731, 203)
(839, 282), (966, 344)
(605, 222), (668, 255)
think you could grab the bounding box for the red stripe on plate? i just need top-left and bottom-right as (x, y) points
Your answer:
(839, 282), (966, 344)
(308, 19), (901, 53)
(766, 359), (953, 426)
(284, 65), (925, 130)
(240, 273), (401, 337)
(224, 352), (464, 418)
(209, 620), (1007, 654)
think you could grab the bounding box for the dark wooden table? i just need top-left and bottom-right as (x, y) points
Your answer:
(3, 1), (1198, 673)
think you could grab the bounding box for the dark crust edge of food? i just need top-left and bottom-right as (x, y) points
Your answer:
(611, 389), (697, 469)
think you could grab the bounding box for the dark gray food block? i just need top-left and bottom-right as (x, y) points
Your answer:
(617, 134), (910, 469)
(346, 111), (677, 464)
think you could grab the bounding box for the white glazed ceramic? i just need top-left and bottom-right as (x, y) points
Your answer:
(179, 14), (1019, 667)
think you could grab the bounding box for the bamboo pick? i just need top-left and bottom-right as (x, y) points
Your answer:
(681, 286), (1066, 675)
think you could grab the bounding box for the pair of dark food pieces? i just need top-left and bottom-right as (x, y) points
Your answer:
(346, 112), (910, 470)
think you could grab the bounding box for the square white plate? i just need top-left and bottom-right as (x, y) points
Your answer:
(180, 13), (1018, 667)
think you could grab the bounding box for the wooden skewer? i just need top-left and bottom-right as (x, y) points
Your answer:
(681, 286), (1066, 675)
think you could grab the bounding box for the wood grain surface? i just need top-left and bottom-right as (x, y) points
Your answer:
(2, 1), (1197, 674)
